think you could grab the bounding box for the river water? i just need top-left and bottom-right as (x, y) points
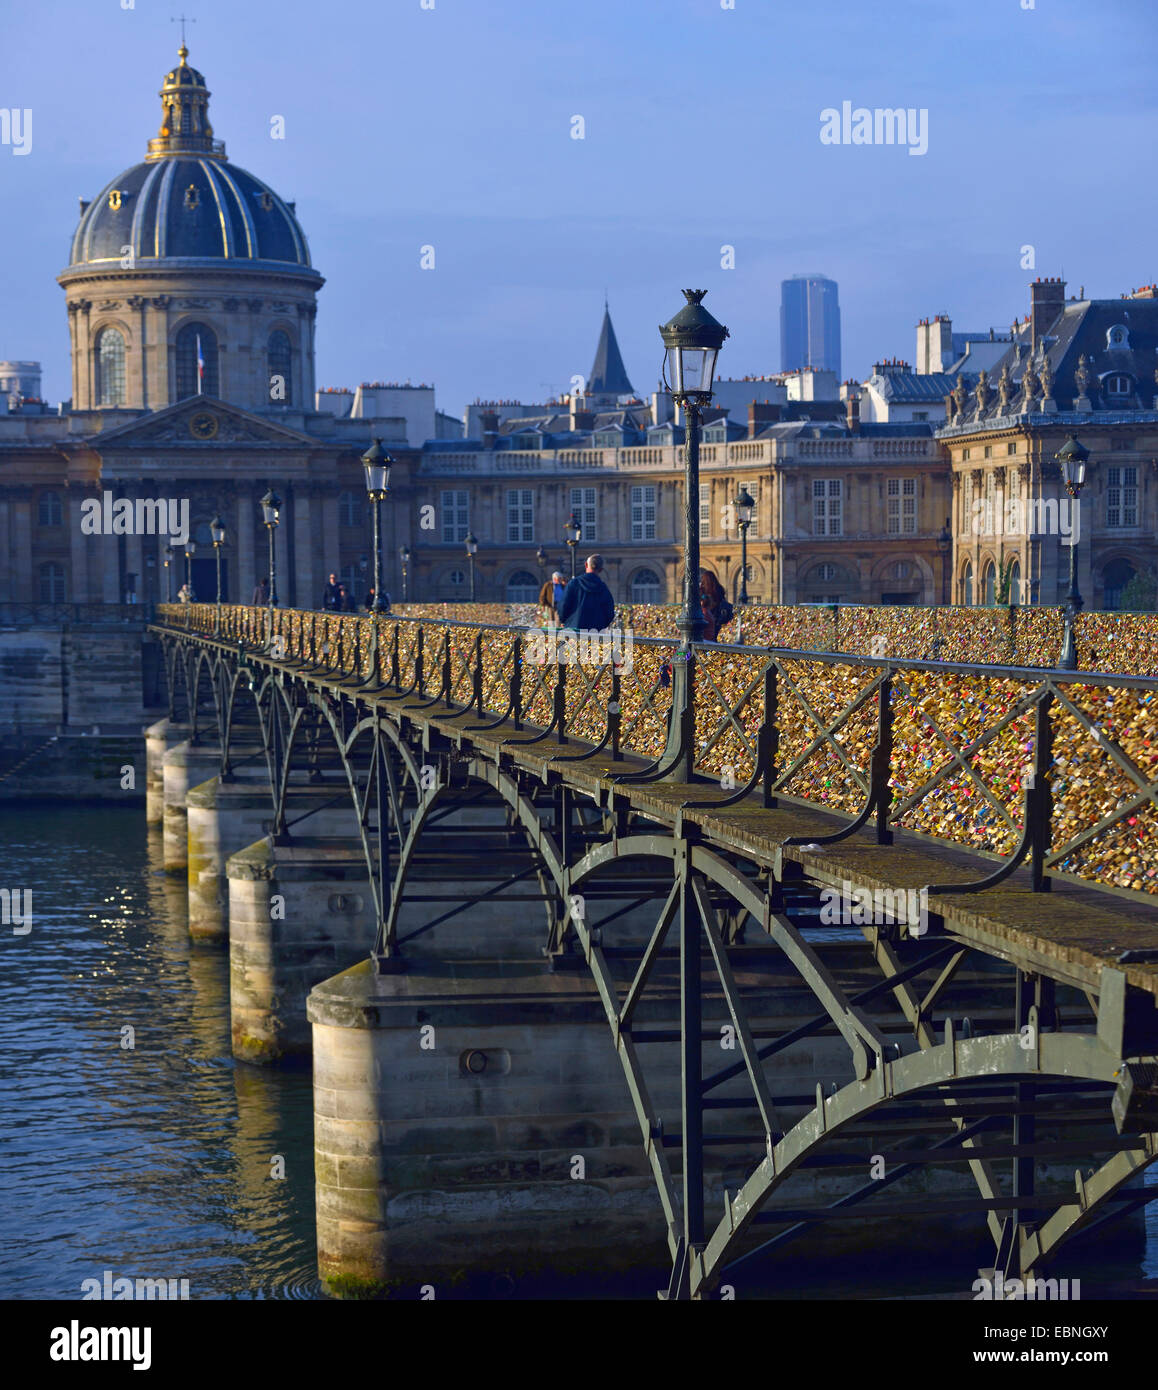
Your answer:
(1, 804), (1155, 1300)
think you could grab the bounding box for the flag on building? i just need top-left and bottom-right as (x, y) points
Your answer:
(196, 334), (205, 394)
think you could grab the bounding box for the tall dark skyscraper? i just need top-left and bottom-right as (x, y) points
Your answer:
(780, 273), (841, 378)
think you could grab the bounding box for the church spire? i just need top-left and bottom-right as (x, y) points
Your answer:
(145, 44), (226, 162)
(588, 303), (634, 400)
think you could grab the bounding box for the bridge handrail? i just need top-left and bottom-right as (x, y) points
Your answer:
(154, 603), (1158, 902)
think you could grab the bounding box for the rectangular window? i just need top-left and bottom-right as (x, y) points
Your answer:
(699, 482), (711, 539)
(440, 489), (469, 543)
(1107, 466), (1138, 527)
(813, 478), (842, 536)
(630, 485), (656, 541)
(1007, 442), (1018, 455)
(506, 488), (534, 543)
(887, 477), (916, 534)
(744, 479), (760, 537)
(569, 486), (597, 542)
(983, 473), (996, 534)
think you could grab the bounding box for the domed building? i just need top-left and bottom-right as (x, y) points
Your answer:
(59, 44), (322, 413)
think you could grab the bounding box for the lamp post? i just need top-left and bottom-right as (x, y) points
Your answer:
(658, 288), (728, 789)
(400, 545), (411, 604)
(536, 544), (548, 574)
(734, 485), (755, 606)
(183, 539), (197, 603)
(260, 486), (281, 623)
(465, 531), (478, 601)
(564, 513), (582, 578)
(361, 438), (393, 614)
(164, 543), (176, 603)
(1056, 433), (1089, 671)
(210, 513), (226, 633)
(937, 517), (952, 606)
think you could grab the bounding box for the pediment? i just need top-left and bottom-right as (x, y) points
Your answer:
(88, 396), (318, 448)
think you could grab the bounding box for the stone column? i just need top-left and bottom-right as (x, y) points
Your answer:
(124, 484), (144, 606)
(237, 486), (256, 601)
(228, 837), (374, 1062)
(149, 296), (171, 408)
(293, 488), (314, 611)
(161, 740), (225, 872)
(144, 718), (189, 824)
(13, 499), (33, 601)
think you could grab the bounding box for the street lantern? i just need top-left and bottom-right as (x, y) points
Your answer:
(536, 545), (548, 571)
(659, 288), (728, 653)
(657, 288), (728, 784)
(360, 438), (394, 616)
(1055, 434), (1090, 670)
(660, 287), (729, 402)
(464, 530), (479, 601)
(734, 485), (755, 607)
(564, 513), (582, 578)
(937, 518), (952, 607)
(183, 538), (197, 603)
(400, 544), (411, 604)
(260, 486), (281, 613)
(163, 542), (178, 603)
(210, 513), (226, 629)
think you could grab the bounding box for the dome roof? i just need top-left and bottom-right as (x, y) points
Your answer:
(70, 158), (312, 267)
(66, 44), (313, 272)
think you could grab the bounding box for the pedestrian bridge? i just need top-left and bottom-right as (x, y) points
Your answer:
(149, 602), (1158, 1298)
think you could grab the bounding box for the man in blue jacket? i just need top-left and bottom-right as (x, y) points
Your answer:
(558, 553), (615, 632)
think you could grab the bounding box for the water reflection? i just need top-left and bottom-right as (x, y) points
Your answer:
(0, 806), (319, 1300)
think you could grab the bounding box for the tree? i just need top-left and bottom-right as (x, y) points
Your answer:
(1119, 568), (1158, 612)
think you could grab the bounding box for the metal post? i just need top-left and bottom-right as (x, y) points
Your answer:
(659, 400), (704, 783)
(401, 558), (408, 604)
(738, 517), (749, 606)
(469, 553), (476, 601)
(569, 542), (577, 579)
(679, 855), (704, 1287)
(1057, 502), (1082, 670)
(184, 549), (194, 602)
(214, 543), (222, 635)
(370, 494), (383, 613)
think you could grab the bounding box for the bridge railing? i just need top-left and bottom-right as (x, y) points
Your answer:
(156, 603), (1158, 901)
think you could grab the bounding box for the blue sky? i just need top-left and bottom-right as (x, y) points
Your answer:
(2, 0), (1156, 417)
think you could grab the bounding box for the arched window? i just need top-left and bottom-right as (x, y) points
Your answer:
(1007, 560), (1021, 607)
(448, 568), (465, 588)
(268, 330), (293, 405)
(982, 560), (996, 606)
(962, 561), (973, 606)
(338, 490), (363, 527)
(174, 322), (219, 399)
(95, 327), (126, 407)
(37, 491), (63, 527)
(1103, 373), (1133, 401)
(630, 568), (662, 603)
(39, 561), (65, 603)
(506, 571), (539, 603)
(1103, 558), (1136, 610)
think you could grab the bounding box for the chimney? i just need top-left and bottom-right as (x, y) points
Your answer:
(747, 401), (781, 438)
(480, 409), (499, 448)
(845, 389), (861, 433)
(1030, 276), (1067, 353)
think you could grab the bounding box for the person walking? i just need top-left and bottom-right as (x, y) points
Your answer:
(558, 554), (615, 632)
(322, 572), (340, 610)
(538, 570), (563, 626)
(177, 582), (191, 604)
(700, 571), (733, 642)
(251, 576), (269, 606)
(335, 583), (356, 612)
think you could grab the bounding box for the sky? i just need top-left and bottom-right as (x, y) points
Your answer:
(2, 0), (1156, 420)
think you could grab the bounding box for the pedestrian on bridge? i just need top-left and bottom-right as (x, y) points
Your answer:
(322, 573), (340, 610)
(559, 555), (615, 633)
(538, 571), (564, 626)
(252, 576), (269, 606)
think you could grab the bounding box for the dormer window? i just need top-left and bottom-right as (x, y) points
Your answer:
(1106, 324), (1130, 349)
(1104, 373), (1133, 400)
